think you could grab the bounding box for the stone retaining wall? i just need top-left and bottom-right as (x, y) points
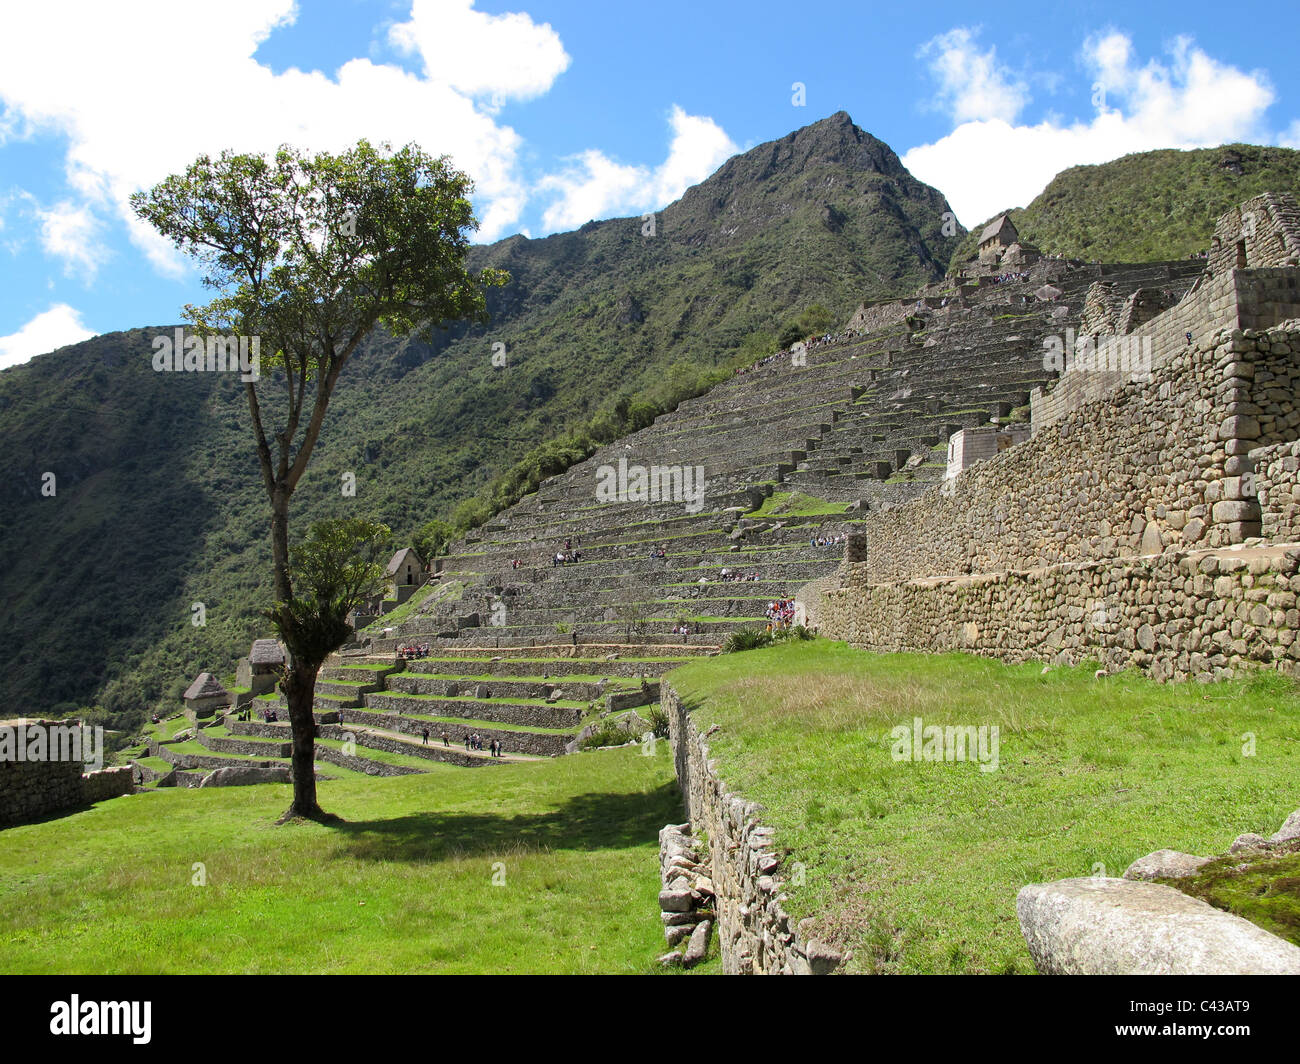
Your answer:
(0, 722), (133, 826)
(1254, 439), (1300, 542)
(193, 728), (291, 758)
(822, 542), (1300, 682)
(857, 311), (1300, 587)
(310, 744), (424, 777)
(363, 692), (584, 730)
(316, 724), (491, 768)
(340, 707), (571, 757)
(664, 680), (841, 974)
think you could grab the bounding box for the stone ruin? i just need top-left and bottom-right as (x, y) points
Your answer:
(182, 672), (229, 722)
(817, 193), (1300, 684)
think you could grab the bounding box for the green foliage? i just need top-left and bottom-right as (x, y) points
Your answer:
(723, 627), (773, 653)
(645, 704), (670, 739)
(579, 721), (635, 750)
(776, 304), (836, 349)
(450, 497), (492, 534)
(263, 518), (390, 669)
(947, 143), (1300, 268)
(413, 519), (454, 560)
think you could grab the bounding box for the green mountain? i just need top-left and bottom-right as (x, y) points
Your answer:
(0, 111), (962, 730)
(948, 142), (1300, 266)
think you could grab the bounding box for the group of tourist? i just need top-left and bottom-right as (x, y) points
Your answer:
(648, 543), (668, 559)
(765, 598), (798, 630)
(988, 270), (1032, 285)
(718, 568), (760, 582)
(552, 550), (581, 566)
(464, 732), (504, 757)
(671, 622), (702, 636)
(809, 533), (846, 549)
(397, 642), (431, 658)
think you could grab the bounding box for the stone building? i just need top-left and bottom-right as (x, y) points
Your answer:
(386, 547), (426, 604)
(1207, 191), (1300, 275)
(978, 213), (1019, 264)
(235, 639), (284, 696)
(944, 425), (1031, 481)
(183, 672), (229, 721)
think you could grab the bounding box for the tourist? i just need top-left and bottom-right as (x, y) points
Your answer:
(422, 728), (429, 745)
(442, 731), (449, 747)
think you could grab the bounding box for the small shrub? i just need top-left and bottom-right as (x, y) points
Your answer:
(579, 722), (634, 750)
(645, 704), (670, 739)
(723, 627), (772, 653)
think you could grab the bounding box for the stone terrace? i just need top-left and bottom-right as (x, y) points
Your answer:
(375, 256), (1202, 663)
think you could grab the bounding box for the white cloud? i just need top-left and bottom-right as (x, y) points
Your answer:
(539, 106), (738, 232)
(919, 27), (1029, 124)
(389, 0), (570, 103)
(0, 0), (571, 266)
(36, 200), (105, 280)
(904, 29), (1281, 227)
(0, 303), (94, 369)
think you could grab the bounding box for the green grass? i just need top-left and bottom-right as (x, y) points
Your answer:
(748, 491), (848, 519)
(667, 639), (1300, 974)
(0, 746), (681, 973)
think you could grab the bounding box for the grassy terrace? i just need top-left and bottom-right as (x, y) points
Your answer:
(400, 670), (639, 687)
(354, 703), (579, 735)
(667, 640), (1300, 974)
(0, 747), (681, 973)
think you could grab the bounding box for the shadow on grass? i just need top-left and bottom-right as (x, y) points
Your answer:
(331, 781), (685, 863)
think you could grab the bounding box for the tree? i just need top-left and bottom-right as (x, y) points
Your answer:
(133, 140), (507, 821)
(264, 518), (390, 819)
(413, 518), (454, 561)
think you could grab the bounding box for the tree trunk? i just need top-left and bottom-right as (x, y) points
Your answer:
(279, 659), (324, 821)
(269, 487), (329, 822)
(271, 489), (292, 604)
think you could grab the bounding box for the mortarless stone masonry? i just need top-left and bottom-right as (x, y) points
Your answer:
(0, 720), (133, 826)
(815, 202), (1300, 683)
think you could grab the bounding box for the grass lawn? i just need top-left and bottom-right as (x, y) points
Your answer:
(0, 746), (681, 974)
(667, 639), (1300, 974)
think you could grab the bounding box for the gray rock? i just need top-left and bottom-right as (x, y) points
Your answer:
(199, 765), (291, 788)
(657, 951), (683, 968)
(802, 938), (843, 975)
(658, 889), (694, 913)
(665, 923), (694, 947)
(1123, 849), (1213, 881)
(1230, 832), (1269, 853)
(1270, 809), (1300, 843)
(1017, 877), (1300, 974)
(684, 919), (712, 967)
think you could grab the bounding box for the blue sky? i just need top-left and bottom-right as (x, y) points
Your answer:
(1, 0), (1297, 368)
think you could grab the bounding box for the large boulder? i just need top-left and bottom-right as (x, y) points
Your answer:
(1017, 877), (1300, 974)
(199, 765), (292, 788)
